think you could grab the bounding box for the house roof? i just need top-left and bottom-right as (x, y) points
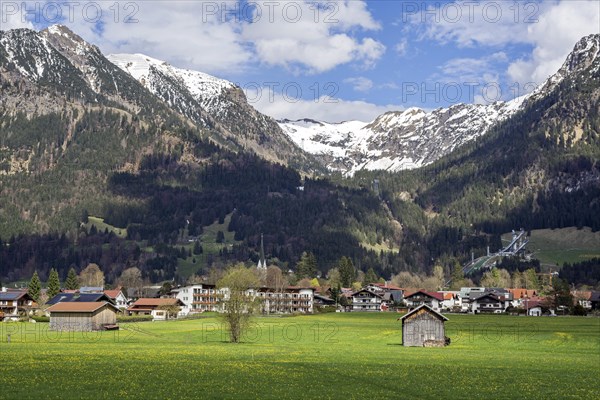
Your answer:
(351, 289), (384, 298)
(368, 283), (403, 291)
(47, 301), (118, 313)
(79, 287), (104, 293)
(130, 298), (183, 307)
(508, 288), (538, 299)
(47, 293), (113, 305)
(400, 304), (448, 321)
(522, 298), (546, 309)
(0, 290), (30, 301)
(104, 289), (125, 299)
(571, 290), (592, 300)
(404, 290), (444, 301)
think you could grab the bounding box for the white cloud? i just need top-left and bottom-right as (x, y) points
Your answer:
(56, 1), (251, 74)
(241, 1), (385, 73)
(247, 86), (402, 122)
(19, 1), (383, 75)
(507, 0), (600, 87)
(0, 1), (35, 30)
(416, 0), (600, 91)
(395, 38), (408, 56)
(344, 77), (373, 92)
(413, 0), (535, 47)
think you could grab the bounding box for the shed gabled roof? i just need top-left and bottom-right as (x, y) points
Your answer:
(400, 304), (448, 321)
(47, 301), (119, 313)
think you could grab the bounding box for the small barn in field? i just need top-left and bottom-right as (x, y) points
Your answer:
(400, 304), (448, 347)
(47, 302), (119, 331)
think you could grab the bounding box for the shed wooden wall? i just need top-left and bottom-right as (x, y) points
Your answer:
(402, 310), (445, 347)
(50, 312), (93, 331)
(50, 306), (116, 331)
(91, 307), (117, 329)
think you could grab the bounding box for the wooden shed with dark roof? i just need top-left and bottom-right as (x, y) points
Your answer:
(47, 302), (119, 331)
(400, 304), (448, 347)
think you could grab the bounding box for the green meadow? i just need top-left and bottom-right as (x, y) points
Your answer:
(0, 313), (598, 399)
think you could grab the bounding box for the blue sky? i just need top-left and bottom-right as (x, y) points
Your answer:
(3, 0), (599, 121)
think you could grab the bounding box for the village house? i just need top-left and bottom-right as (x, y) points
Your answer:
(403, 290), (443, 312)
(0, 289), (36, 321)
(522, 298), (545, 316)
(174, 284), (223, 315)
(256, 286), (314, 314)
(313, 293), (336, 308)
(127, 298), (184, 320)
(400, 304), (448, 347)
(471, 293), (512, 314)
(104, 288), (129, 310)
(508, 288), (539, 308)
(439, 292), (460, 310)
(47, 301), (119, 331)
(351, 289), (386, 311)
(571, 290), (592, 309)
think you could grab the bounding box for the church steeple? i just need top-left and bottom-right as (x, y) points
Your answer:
(257, 233), (267, 270)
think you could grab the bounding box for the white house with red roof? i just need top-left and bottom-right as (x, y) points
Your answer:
(104, 288), (128, 310)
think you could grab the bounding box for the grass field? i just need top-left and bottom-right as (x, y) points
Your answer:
(176, 214), (241, 277)
(1, 313), (598, 399)
(503, 227), (600, 267)
(85, 216), (127, 238)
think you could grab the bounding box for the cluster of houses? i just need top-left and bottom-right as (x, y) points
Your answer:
(343, 284), (600, 316)
(2, 282), (599, 332)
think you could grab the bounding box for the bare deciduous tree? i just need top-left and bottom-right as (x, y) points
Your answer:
(217, 264), (260, 343)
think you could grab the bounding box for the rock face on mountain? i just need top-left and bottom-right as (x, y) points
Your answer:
(106, 53), (319, 171)
(0, 25), (317, 174)
(280, 34), (600, 176)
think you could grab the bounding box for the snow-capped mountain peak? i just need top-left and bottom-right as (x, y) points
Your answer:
(107, 53), (234, 113)
(280, 34), (600, 176)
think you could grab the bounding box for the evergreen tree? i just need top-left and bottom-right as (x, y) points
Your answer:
(364, 267), (378, 284)
(450, 261), (465, 290)
(338, 256), (356, 287)
(46, 268), (61, 299)
(65, 267), (79, 290)
(28, 271), (41, 302)
(296, 251), (317, 279)
(193, 240), (203, 255)
(216, 231), (225, 243)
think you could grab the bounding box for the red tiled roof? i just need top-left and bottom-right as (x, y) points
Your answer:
(369, 283), (403, 290)
(131, 298), (181, 307)
(571, 290), (592, 300)
(508, 288), (538, 299)
(404, 290), (444, 301)
(104, 289), (123, 299)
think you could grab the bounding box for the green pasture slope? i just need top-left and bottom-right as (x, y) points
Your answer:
(0, 313), (598, 399)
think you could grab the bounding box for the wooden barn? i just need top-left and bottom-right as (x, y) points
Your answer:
(400, 304), (448, 347)
(47, 302), (119, 331)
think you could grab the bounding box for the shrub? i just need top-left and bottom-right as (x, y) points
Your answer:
(116, 315), (153, 323)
